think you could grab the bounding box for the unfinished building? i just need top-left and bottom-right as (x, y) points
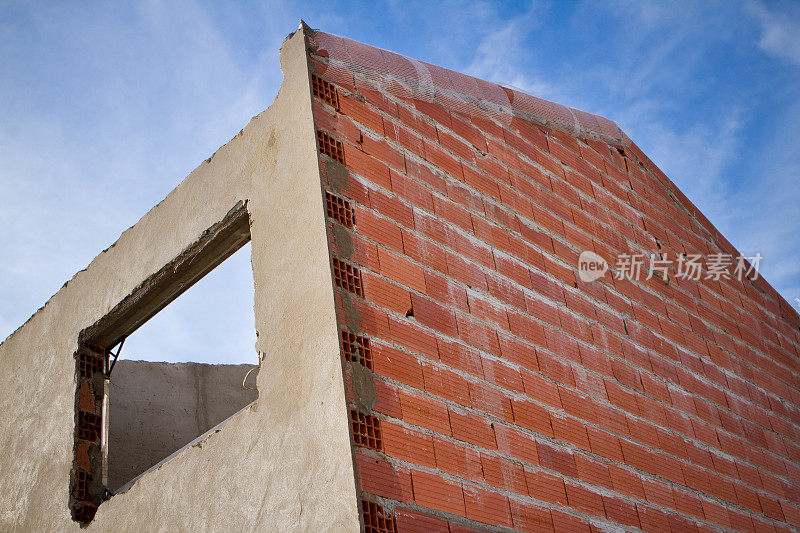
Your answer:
(1, 23), (799, 532)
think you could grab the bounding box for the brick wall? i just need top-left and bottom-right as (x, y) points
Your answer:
(310, 30), (800, 532)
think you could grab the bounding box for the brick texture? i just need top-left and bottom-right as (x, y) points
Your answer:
(311, 30), (800, 532)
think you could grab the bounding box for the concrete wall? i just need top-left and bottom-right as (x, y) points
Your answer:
(0, 24), (360, 532)
(107, 361), (258, 492)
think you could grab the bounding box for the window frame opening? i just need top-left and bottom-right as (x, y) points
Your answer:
(70, 202), (255, 525)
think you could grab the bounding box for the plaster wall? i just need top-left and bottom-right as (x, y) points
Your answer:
(0, 24), (359, 532)
(106, 361), (259, 493)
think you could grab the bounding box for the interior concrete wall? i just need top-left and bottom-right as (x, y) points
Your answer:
(0, 24), (360, 532)
(107, 360), (258, 493)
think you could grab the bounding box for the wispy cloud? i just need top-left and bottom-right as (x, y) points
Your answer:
(454, 0), (798, 303)
(0, 2), (278, 355)
(1, 0), (798, 356)
(746, 1), (800, 66)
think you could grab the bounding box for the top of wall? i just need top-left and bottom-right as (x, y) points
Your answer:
(308, 30), (624, 146)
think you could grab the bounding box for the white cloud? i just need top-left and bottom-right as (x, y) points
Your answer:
(747, 1), (800, 67)
(463, 2), (562, 101)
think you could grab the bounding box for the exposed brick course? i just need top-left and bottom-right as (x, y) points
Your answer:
(312, 29), (800, 531)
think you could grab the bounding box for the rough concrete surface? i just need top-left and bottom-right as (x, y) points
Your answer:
(107, 361), (259, 492)
(0, 24), (359, 532)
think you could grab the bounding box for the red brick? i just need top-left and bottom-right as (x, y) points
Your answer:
(468, 380), (513, 422)
(421, 362), (470, 407)
(521, 371), (562, 409)
(362, 272), (412, 314)
(481, 358), (523, 394)
(432, 437), (483, 482)
(463, 486), (512, 527)
(586, 426), (624, 462)
(433, 195), (473, 232)
(463, 163), (500, 200)
(565, 482), (606, 517)
(480, 453), (527, 495)
(525, 468), (567, 505)
(423, 270), (469, 311)
(781, 501), (800, 528)
(468, 293), (510, 332)
(603, 495), (641, 529)
(608, 465), (646, 500)
(636, 504), (671, 532)
(424, 139), (463, 179)
(373, 379), (403, 418)
(362, 134), (406, 172)
(673, 488), (704, 520)
(551, 415), (591, 450)
(446, 252), (488, 291)
(538, 352), (575, 387)
(574, 454), (612, 488)
(338, 92), (383, 133)
(640, 480), (675, 508)
(410, 293), (458, 336)
(381, 421), (436, 468)
(551, 510), (591, 532)
(377, 246), (426, 292)
(389, 315), (438, 358)
(449, 406), (496, 449)
(507, 311), (546, 348)
(411, 470), (465, 516)
(759, 493), (785, 521)
(313, 101), (361, 144)
(372, 342), (424, 389)
(398, 389), (451, 436)
(537, 440), (577, 478)
(394, 508), (449, 533)
(355, 451), (413, 502)
(438, 127), (474, 162)
(510, 500), (554, 532)
(493, 423), (540, 465)
(498, 334), (538, 372)
(437, 339), (484, 377)
(346, 145), (391, 188)
(513, 399), (553, 437)
(356, 206), (403, 251)
(397, 103), (437, 140)
(390, 170), (434, 211)
(456, 314), (500, 356)
(369, 187), (414, 228)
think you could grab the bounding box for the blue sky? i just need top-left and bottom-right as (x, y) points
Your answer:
(1, 1), (798, 363)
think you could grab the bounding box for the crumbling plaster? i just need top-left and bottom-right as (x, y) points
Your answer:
(0, 24), (359, 531)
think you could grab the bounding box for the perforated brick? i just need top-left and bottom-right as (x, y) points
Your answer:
(341, 329), (373, 369)
(333, 257), (364, 297)
(78, 350), (104, 379)
(361, 498), (395, 533)
(74, 470), (91, 502)
(351, 408), (383, 450)
(312, 73), (339, 109)
(72, 504), (97, 524)
(317, 129), (345, 164)
(326, 190), (355, 228)
(77, 411), (101, 442)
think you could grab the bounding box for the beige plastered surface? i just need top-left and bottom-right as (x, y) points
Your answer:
(0, 25), (359, 532)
